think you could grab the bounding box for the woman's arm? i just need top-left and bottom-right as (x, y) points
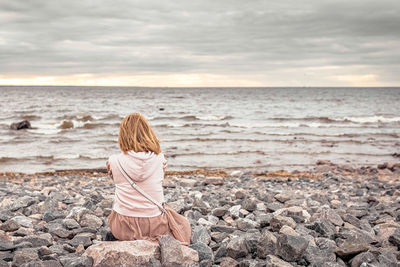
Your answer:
(106, 160), (113, 180)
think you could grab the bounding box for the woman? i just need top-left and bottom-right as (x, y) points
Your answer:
(106, 113), (190, 244)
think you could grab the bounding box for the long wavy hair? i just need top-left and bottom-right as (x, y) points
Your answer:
(118, 113), (161, 154)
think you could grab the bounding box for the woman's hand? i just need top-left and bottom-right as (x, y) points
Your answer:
(106, 160), (113, 180)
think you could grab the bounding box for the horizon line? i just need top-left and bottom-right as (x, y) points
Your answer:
(0, 85), (399, 88)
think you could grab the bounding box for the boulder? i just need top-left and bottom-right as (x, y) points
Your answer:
(10, 120), (31, 130)
(84, 240), (160, 266)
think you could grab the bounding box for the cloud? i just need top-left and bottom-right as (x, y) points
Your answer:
(0, 0), (399, 86)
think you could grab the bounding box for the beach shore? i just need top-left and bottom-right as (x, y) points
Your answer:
(0, 161), (399, 266)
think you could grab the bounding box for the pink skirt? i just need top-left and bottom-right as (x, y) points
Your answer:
(108, 203), (191, 245)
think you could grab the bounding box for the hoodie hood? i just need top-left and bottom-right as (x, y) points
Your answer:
(117, 150), (165, 182)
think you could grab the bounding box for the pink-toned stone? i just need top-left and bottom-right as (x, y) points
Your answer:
(220, 256), (239, 267)
(204, 177), (224, 185)
(84, 240), (160, 267)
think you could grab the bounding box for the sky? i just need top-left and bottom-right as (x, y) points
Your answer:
(0, 0), (399, 87)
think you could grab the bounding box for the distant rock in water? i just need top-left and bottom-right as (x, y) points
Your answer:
(59, 121), (74, 129)
(10, 120), (31, 130)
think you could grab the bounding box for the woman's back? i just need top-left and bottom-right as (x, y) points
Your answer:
(108, 150), (166, 217)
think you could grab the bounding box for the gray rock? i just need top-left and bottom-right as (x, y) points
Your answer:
(59, 255), (93, 267)
(10, 216), (33, 228)
(0, 239), (14, 251)
(311, 219), (336, 238)
(349, 251), (376, 267)
(236, 218), (260, 231)
(388, 228), (400, 249)
(210, 225), (236, 233)
(226, 236), (248, 259)
(241, 198), (258, 212)
(8, 196), (36, 212)
(79, 214), (102, 229)
(45, 222), (73, 239)
(12, 248), (39, 266)
(10, 120), (31, 130)
(335, 239), (369, 258)
(14, 233), (53, 247)
(68, 235), (92, 248)
(270, 216), (296, 232)
(264, 255), (292, 267)
(257, 230), (277, 259)
(277, 234), (309, 262)
(43, 211), (64, 222)
(62, 219), (80, 230)
(159, 235), (184, 266)
(212, 207), (228, 217)
(0, 220), (20, 232)
(189, 242), (213, 262)
(191, 225), (211, 245)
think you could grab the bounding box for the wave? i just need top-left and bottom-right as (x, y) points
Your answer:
(57, 114), (95, 122)
(151, 115), (233, 122)
(58, 120), (118, 130)
(0, 154), (106, 163)
(21, 115), (41, 120)
(268, 115), (400, 124)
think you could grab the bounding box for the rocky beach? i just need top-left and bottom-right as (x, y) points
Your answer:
(0, 161), (399, 267)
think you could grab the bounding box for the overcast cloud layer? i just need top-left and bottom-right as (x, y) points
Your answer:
(0, 0), (399, 86)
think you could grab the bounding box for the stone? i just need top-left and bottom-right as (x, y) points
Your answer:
(203, 177), (224, 185)
(388, 228), (400, 248)
(158, 235), (179, 265)
(349, 251), (376, 267)
(277, 234), (309, 262)
(84, 240), (160, 266)
(236, 218), (259, 231)
(0, 239), (14, 251)
(43, 211), (64, 222)
(228, 205), (241, 218)
(189, 242), (213, 262)
(241, 198), (258, 212)
(311, 206), (344, 226)
(219, 257), (239, 267)
(212, 207), (228, 217)
(10, 216), (33, 228)
(257, 230), (277, 259)
(210, 225), (236, 234)
(270, 216), (296, 232)
(10, 120), (31, 130)
(8, 196), (36, 212)
(62, 219), (80, 230)
(12, 248), (39, 266)
(14, 233), (53, 247)
(191, 225), (211, 245)
(0, 220), (20, 232)
(279, 225), (298, 236)
(59, 255), (93, 267)
(335, 240), (369, 258)
(179, 178), (198, 187)
(69, 235), (92, 248)
(79, 214), (102, 229)
(311, 219), (336, 238)
(264, 255), (292, 267)
(226, 236), (248, 259)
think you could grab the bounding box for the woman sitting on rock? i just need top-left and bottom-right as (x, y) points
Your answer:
(106, 113), (191, 244)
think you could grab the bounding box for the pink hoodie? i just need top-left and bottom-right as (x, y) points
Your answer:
(107, 151), (166, 217)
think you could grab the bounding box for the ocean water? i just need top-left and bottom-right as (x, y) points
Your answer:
(0, 86), (399, 173)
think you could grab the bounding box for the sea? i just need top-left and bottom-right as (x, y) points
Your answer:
(0, 86), (399, 173)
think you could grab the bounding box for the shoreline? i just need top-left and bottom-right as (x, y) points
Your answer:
(1, 160), (399, 181)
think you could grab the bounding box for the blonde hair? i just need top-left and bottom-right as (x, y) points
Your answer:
(118, 113), (161, 154)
